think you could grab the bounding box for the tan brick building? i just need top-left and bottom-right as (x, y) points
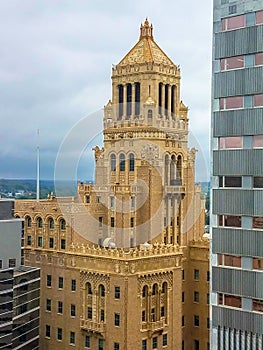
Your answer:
(15, 19), (209, 350)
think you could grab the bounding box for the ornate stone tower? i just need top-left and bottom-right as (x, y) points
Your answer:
(15, 19), (209, 350)
(79, 18), (202, 249)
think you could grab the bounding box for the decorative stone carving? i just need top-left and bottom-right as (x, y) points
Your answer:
(141, 144), (159, 165)
(92, 146), (105, 161)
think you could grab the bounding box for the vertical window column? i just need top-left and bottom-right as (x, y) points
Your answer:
(158, 82), (163, 115)
(162, 83), (165, 116)
(167, 85), (171, 118)
(126, 83), (132, 118)
(167, 196), (171, 240)
(131, 83), (135, 116)
(165, 84), (169, 118)
(118, 85), (123, 120)
(135, 82), (140, 116)
(123, 84), (127, 119)
(165, 155), (169, 185)
(171, 85), (175, 117)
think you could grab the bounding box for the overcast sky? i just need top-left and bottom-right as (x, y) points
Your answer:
(0, 0), (212, 182)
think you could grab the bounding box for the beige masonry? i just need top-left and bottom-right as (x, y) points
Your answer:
(15, 19), (209, 350)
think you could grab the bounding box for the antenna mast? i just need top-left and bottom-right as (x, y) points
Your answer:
(36, 129), (40, 201)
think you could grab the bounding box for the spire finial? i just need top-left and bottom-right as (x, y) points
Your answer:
(140, 18), (153, 40)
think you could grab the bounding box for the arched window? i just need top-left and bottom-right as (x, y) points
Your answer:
(129, 153), (134, 172)
(152, 283), (158, 296)
(165, 155), (169, 185)
(48, 218), (54, 229)
(170, 155), (176, 185)
(26, 216), (32, 227)
(60, 219), (66, 230)
(120, 153), (125, 171)
(87, 282), (92, 295)
(142, 285), (148, 298)
(177, 155), (182, 179)
(162, 282), (168, 294)
(111, 154), (116, 172)
(99, 284), (105, 297)
(37, 217), (43, 228)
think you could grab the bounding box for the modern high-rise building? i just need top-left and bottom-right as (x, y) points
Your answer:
(0, 199), (40, 350)
(15, 20), (209, 350)
(211, 1), (263, 348)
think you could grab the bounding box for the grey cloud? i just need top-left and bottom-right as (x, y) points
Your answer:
(0, 0), (212, 182)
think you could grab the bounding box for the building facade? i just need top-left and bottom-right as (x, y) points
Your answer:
(0, 200), (40, 350)
(15, 20), (209, 350)
(211, 1), (263, 348)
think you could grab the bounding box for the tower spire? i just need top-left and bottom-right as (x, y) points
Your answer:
(140, 17), (153, 40)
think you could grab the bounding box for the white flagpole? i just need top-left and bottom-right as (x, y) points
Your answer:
(36, 129), (40, 201)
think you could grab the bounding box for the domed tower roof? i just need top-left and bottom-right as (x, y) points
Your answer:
(118, 18), (176, 67)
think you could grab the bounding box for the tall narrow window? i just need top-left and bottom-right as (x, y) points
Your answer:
(49, 218), (54, 229)
(60, 219), (66, 230)
(152, 283), (158, 296)
(171, 85), (175, 116)
(111, 154), (116, 172)
(37, 217), (43, 228)
(61, 239), (66, 250)
(70, 331), (75, 345)
(115, 286), (120, 299)
(158, 83), (163, 114)
(114, 313), (120, 326)
(49, 237), (54, 248)
(87, 307), (92, 319)
(129, 153), (134, 172)
(37, 237), (43, 247)
(118, 84), (123, 119)
(165, 155), (169, 185)
(135, 82), (140, 115)
(87, 282), (92, 295)
(26, 216), (32, 227)
(57, 328), (62, 341)
(142, 285), (148, 298)
(99, 284), (105, 297)
(170, 155), (176, 185)
(120, 153), (125, 171)
(165, 84), (169, 117)
(177, 155), (182, 179)
(126, 83), (132, 117)
(147, 109), (153, 124)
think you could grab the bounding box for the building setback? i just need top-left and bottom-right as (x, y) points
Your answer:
(211, 0), (263, 349)
(15, 20), (209, 350)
